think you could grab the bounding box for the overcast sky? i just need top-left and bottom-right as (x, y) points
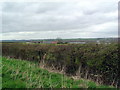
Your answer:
(1, 0), (118, 40)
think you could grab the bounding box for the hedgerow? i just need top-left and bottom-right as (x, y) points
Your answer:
(2, 43), (119, 87)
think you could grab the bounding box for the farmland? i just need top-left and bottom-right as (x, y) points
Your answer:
(1, 42), (119, 88)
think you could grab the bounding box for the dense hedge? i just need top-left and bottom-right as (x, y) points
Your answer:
(2, 43), (119, 87)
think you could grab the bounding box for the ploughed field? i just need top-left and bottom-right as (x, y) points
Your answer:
(1, 43), (119, 88)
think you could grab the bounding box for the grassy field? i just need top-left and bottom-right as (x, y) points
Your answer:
(2, 57), (114, 88)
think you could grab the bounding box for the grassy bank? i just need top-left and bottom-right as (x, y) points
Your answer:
(2, 57), (113, 88)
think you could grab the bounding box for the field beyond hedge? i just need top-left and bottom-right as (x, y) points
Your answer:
(1, 43), (120, 87)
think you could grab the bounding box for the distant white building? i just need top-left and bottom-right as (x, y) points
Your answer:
(26, 42), (30, 43)
(96, 40), (100, 44)
(69, 41), (86, 44)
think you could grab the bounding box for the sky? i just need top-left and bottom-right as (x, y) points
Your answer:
(0, 0), (118, 40)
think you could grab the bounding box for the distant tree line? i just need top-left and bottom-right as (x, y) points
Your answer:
(2, 43), (119, 88)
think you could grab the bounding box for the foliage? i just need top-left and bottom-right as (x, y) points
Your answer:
(2, 57), (113, 88)
(1, 43), (119, 87)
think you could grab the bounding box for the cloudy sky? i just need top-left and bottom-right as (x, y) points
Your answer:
(1, 0), (118, 40)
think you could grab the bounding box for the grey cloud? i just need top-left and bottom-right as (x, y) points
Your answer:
(1, 1), (118, 39)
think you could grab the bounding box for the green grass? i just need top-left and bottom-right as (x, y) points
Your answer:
(1, 57), (114, 88)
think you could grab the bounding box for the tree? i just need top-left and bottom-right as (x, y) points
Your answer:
(56, 37), (63, 44)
